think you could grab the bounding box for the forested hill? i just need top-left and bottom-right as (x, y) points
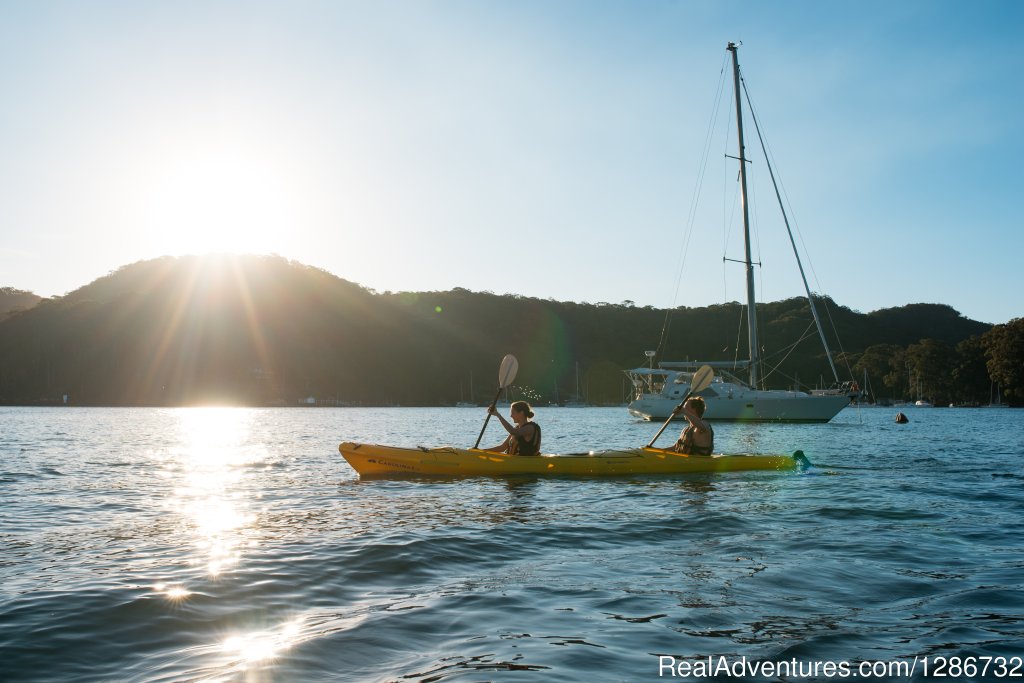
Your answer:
(0, 287), (42, 320)
(0, 254), (995, 406)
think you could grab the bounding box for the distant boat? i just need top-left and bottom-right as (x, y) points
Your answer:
(625, 43), (855, 423)
(855, 369), (872, 405)
(456, 371), (477, 407)
(985, 382), (1008, 408)
(563, 361), (588, 407)
(911, 372), (931, 407)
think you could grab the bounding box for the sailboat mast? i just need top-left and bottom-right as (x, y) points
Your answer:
(728, 42), (760, 389)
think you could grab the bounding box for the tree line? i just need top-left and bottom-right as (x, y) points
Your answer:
(848, 320), (1024, 406)
(0, 254), (1018, 407)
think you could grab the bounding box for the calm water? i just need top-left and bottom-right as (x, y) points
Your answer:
(1, 405), (1022, 682)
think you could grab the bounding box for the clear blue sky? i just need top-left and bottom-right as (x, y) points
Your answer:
(1, 1), (1021, 324)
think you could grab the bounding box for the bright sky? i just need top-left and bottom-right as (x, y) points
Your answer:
(1, 1), (1021, 324)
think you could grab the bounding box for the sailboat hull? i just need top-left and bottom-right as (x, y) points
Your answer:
(629, 392), (851, 422)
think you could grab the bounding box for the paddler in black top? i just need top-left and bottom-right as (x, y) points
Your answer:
(485, 400), (542, 455)
(672, 396), (714, 455)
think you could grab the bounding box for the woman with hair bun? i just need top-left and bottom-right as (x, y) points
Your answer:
(485, 400), (542, 456)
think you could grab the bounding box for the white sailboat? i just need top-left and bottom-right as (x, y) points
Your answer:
(455, 371), (476, 407)
(626, 43), (856, 423)
(563, 361), (587, 407)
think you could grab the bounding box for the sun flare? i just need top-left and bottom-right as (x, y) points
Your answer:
(143, 141), (295, 255)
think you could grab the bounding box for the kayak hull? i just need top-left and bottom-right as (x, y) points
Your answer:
(339, 442), (807, 476)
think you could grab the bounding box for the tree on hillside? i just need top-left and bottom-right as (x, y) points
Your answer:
(952, 336), (990, 405)
(906, 339), (957, 404)
(865, 303), (989, 346)
(852, 344), (902, 401)
(982, 318), (1024, 406)
(877, 346), (908, 400)
(0, 287), (42, 319)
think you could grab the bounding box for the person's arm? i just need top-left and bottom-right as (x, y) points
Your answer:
(681, 405), (710, 433)
(489, 406), (530, 438)
(484, 435), (512, 453)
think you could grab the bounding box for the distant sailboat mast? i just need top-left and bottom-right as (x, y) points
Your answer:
(728, 42), (760, 389)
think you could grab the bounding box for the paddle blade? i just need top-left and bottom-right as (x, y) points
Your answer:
(689, 365), (714, 395)
(473, 354), (519, 449)
(498, 354), (519, 389)
(645, 365), (714, 449)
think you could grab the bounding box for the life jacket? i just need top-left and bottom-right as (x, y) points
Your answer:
(676, 423), (714, 455)
(511, 422), (542, 456)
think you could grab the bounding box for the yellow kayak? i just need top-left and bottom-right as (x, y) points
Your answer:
(339, 442), (809, 477)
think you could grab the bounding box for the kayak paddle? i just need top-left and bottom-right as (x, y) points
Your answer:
(473, 354), (519, 448)
(646, 364), (714, 448)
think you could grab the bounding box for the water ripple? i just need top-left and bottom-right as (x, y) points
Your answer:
(1, 406), (1022, 681)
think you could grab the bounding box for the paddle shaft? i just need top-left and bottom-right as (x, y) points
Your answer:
(473, 388), (505, 449)
(646, 391), (697, 448)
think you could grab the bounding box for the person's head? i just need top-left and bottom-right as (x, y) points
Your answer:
(510, 400), (534, 421)
(684, 396), (706, 418)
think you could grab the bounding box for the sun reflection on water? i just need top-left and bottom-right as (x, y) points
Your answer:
(205, 611), (372, 677)
(153, 582), (192, 601)
(221, 617), (305, 668)
(162, 407), (266, 578)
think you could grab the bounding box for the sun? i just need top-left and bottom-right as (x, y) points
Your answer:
(143, 140), (295, 255)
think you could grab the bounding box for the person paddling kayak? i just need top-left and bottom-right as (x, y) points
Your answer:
(672, 396), (714, 455)
(484, 401), (542, 455)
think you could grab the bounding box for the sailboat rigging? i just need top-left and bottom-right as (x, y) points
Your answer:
(626, 43), (857, 423)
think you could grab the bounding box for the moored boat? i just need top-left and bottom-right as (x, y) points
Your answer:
(339, 441), (809, 477)
(626, 43), (858, 423)
(627, 363), (854, 422)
